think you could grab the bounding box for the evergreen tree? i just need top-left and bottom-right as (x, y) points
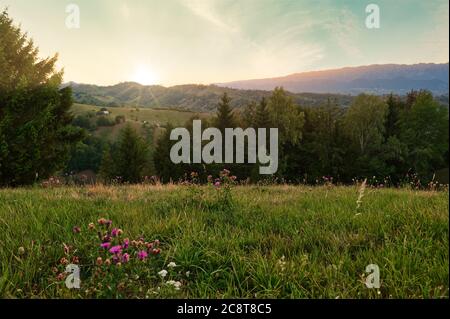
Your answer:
(255, 97), (270, 128)
(113, 124), (149, 183)
(215, 93), (236, 132)
(0, 10), (83, 186)
(98, 144), (115, 183)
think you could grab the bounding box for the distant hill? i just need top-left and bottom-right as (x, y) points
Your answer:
(217, 63), (449, 95)
(67, 63), (449, 112)
(68, 82), (354, 112)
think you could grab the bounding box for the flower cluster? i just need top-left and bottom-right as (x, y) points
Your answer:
(93, 218), (161, 266)
(208, 169), (237, 189)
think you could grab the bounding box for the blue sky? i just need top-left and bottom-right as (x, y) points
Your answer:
(1, 0), (448, 86)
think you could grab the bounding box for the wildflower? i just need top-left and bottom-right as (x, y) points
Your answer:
(18, 247), (25, 255)
(102, 234), (112, 243)
(104, 258), (111, 266)
(207, 175), (213, 182)
(60, 257), (69, 265)
(146, 242), (154, 250)
(111, 228), (122, 237)
(72, 256), (80, 264)
(166, 280), (182, 290)
(151, 248), (161, 255)
(98, 218), (107, 225)
(214, 181), (221, 188)
(137, 250), (148, 261)
(158, 270), (168, 278)
(122, 253), (130, 263)
(96, 257), (103, 266)
(57, 273), (67, 281)
(72, 226), (81, 234)
(186, 271), (190, 278)
(106, 220), (113, 227)
(109, 245), (122, 255)
(63, 243), (70, 254)
(167, 262), (177, 268)
(116, 262), (122, 268)
(122, 238), (130, 249)
(101, 242), (111, 249)
(154, 239), (160, 246)
(88, 223), (95, 230)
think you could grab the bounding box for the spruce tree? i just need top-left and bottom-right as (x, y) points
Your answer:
(114, 124), (149, 183)
(255, 97), (271, 128)
(0, 10), (83, 186)
(215, 93), (235, 132)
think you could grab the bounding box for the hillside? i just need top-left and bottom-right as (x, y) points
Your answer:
(217, 63), (449, 95)
(70, 103), (210, 142)
(69, 82), (354, 112)
(68, 63), (449, 112)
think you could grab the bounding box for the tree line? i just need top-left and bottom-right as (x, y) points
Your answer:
(1, 10), (448, 187)
(149, 89), (448, 185)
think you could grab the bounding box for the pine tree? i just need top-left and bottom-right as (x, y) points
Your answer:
(215, 93), (236, 132)
(0, 10), (83, 186)
(98, 145), (115, 183)
(114, 124), (149, 183)
(255, 97), (271, 128)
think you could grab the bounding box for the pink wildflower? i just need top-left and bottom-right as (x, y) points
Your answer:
(109, 245), (122, 254)
(122, 253), (130, 263)
(137, 250), (148, 261)
(122, 238), (130, 249)
(101, 242), (111, 249)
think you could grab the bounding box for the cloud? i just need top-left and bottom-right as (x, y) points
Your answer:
(324, 8), (362, 58)
(181, 0), (238, 33)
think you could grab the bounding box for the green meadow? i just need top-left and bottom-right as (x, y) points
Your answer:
(0, 184), (448, 299)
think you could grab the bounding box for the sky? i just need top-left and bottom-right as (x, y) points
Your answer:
(1, 0), (448, 86)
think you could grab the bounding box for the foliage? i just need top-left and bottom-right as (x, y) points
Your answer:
(0, 10), (83, 186)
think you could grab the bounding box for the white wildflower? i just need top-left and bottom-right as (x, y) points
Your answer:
(158, 269), (168, 278)
(166, 280), (182, 290)
(167, 262), (177, 268)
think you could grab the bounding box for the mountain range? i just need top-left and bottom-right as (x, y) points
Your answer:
(69, 63), (449, 112)
(217, 63), (449, 95)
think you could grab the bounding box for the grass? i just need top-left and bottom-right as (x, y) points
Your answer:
(0, 184), (448, 299)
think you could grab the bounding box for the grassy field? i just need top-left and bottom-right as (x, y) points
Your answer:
(71, 103), (211, 141)
(0, 184), (448, 299)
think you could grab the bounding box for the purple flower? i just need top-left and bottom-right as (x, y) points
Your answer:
(111, 228), (119, 237)
(137, 250), (148, 261)
(122, 253), (130, 263)
(122, 238), (130, 249)
(109, 245), (122, 254)
(72, 226), (81, 234)
(101, 242), (111, 249)
(214, 181), (221, 188)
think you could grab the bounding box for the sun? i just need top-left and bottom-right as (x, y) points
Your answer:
(132, 65), (159, 85)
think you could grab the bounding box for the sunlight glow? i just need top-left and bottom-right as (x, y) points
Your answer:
(132, 65), (159, 85)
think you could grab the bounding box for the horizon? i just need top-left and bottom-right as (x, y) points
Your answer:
(1, 0), (449, 86)
(67, 61), (449, 89)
